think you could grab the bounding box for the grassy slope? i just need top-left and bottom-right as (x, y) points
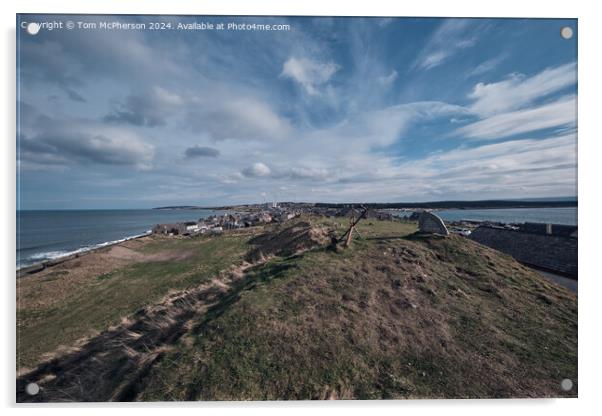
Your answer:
(17, 217), (577, 399)
(139, 219), (577, 400)
(17, 233), (252, 368)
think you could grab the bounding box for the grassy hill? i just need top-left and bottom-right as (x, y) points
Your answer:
(17, 217), (577, 401)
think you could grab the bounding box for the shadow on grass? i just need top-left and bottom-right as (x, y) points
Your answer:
(17, 253), (302, 403)
(189, 260), (297, 337)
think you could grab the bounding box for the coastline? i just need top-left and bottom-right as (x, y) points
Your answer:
(16, 206), (578, 277)
(16, 232), (151, 278)
(16, 208), (227, 273)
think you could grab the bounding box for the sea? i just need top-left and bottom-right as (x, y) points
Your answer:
(16, 209), (226, 269)
(395, 207), (577, 226)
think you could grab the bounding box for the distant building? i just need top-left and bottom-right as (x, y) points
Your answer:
(152, 223), (187, 235)
(184, 221), (200, 233)
(152, 207), (298, 238)
(257, 212), (272, 223)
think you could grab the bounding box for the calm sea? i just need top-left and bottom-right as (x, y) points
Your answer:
(16, 209), (226, 268)
(395, 207), (577, 226)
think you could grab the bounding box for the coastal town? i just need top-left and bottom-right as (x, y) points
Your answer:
(151, 204), (300, 236)
(151, 203), (401, 237)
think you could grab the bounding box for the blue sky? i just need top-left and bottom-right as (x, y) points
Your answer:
(17, 16), (577, 209)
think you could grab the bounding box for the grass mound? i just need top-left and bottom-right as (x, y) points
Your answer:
(139, 226), (577, 400)
(17, 218), (577, 401)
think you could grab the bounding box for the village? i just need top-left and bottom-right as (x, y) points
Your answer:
(151, 204), (399, 237)
(151, 204), (301, 236)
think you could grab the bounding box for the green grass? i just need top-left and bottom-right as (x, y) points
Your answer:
(140, 226), (577, 400)
(314, 215), (417, 240)
(17, 234), (251, 368)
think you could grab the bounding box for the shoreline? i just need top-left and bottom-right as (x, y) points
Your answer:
(16, 208), (231, 274)
(16, 232), (151, 278)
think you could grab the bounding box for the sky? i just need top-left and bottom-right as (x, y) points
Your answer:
(16, 15), (578, 209)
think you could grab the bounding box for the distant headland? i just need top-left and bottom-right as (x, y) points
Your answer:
(153, 197), (577, 211)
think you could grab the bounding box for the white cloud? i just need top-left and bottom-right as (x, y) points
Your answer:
(186, 94), (291, 141)
(18, 18), (578, 207)
(467, 54), (508, 78)
(232, 101), (473, 196)
(105, 86), (184, 126)
(432, 134), (576, 177)
(417, 133), (577, 196)
(419, 51), (449, 71)
(453, 63), (578, 140)
(241, 162), (271, 178)
(281, 56), (340, 95)
(189, 100), (472, 202)
(468, 62), (576, 116)
(20, 20), (184, 103)
(377, 70), (398, 86)
(20, 123), (155, 170)
(306, 101), (470, 151)
(412, 20), (478, 71)
(277, 166), (331, 181)
(321, 133), (577, 201)
(456, 94), (576, 140)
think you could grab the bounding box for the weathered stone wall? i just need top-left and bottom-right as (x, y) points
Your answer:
(469, 226), (578, 277)
(418, 212), (449, 235)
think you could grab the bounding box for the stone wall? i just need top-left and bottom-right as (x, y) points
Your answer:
(469, 226), (578, 277)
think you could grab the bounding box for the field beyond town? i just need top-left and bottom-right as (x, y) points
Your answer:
(17, 216), (577, 401)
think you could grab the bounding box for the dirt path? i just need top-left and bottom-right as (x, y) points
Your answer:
(17, 259), (261, 402)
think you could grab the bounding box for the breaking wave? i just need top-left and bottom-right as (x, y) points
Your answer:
(17, 230), (151, 270)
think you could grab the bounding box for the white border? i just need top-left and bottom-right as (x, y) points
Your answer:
(3, 1), (601, 415)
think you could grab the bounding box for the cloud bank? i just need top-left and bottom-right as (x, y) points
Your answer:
(16, 16), (577, 208)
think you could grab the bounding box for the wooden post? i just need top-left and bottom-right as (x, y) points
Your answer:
(339, 206), (368, 248)
(344, 208), (355, 247)
(344, 224), (354, 247)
